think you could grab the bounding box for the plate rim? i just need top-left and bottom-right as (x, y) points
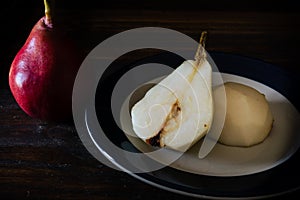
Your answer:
(97, 51), (300, 198)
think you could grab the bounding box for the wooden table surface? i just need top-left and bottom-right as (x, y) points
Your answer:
(1, 0), (300, 199)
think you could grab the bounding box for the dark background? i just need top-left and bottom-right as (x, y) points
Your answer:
(0, 0), (300, 199)
(1, 0), (299, 89)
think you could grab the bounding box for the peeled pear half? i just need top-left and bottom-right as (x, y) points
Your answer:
(216, 82), (274, 147)
(131, 32), (213, 152)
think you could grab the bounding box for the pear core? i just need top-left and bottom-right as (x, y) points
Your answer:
(131, 60), (213, 152)
(216, 82), (274, 147)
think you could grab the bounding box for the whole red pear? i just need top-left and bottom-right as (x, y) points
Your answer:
(9, 1), (82, 121)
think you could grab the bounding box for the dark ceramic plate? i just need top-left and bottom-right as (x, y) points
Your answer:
(95, 52), (300, 199)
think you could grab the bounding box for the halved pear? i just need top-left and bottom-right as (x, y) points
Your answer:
(131, 33), (213, 152)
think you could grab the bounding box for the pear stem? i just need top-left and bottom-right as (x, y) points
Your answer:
(44, 0), (54, 26)
(194, 31), (207, 66)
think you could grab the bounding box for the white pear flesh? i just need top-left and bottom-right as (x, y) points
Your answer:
(131, 59), (213, 152)
(216, 82), (274, 147)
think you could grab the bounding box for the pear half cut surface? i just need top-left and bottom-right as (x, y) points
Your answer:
(131, 48), (213, 152)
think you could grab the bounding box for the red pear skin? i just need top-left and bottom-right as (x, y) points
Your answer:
(9, 17), (82, 121)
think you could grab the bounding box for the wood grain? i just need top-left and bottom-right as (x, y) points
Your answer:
(1, 8), (299, 89)
(0, 89), (198, 200)
(0, 1), (300, 199)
